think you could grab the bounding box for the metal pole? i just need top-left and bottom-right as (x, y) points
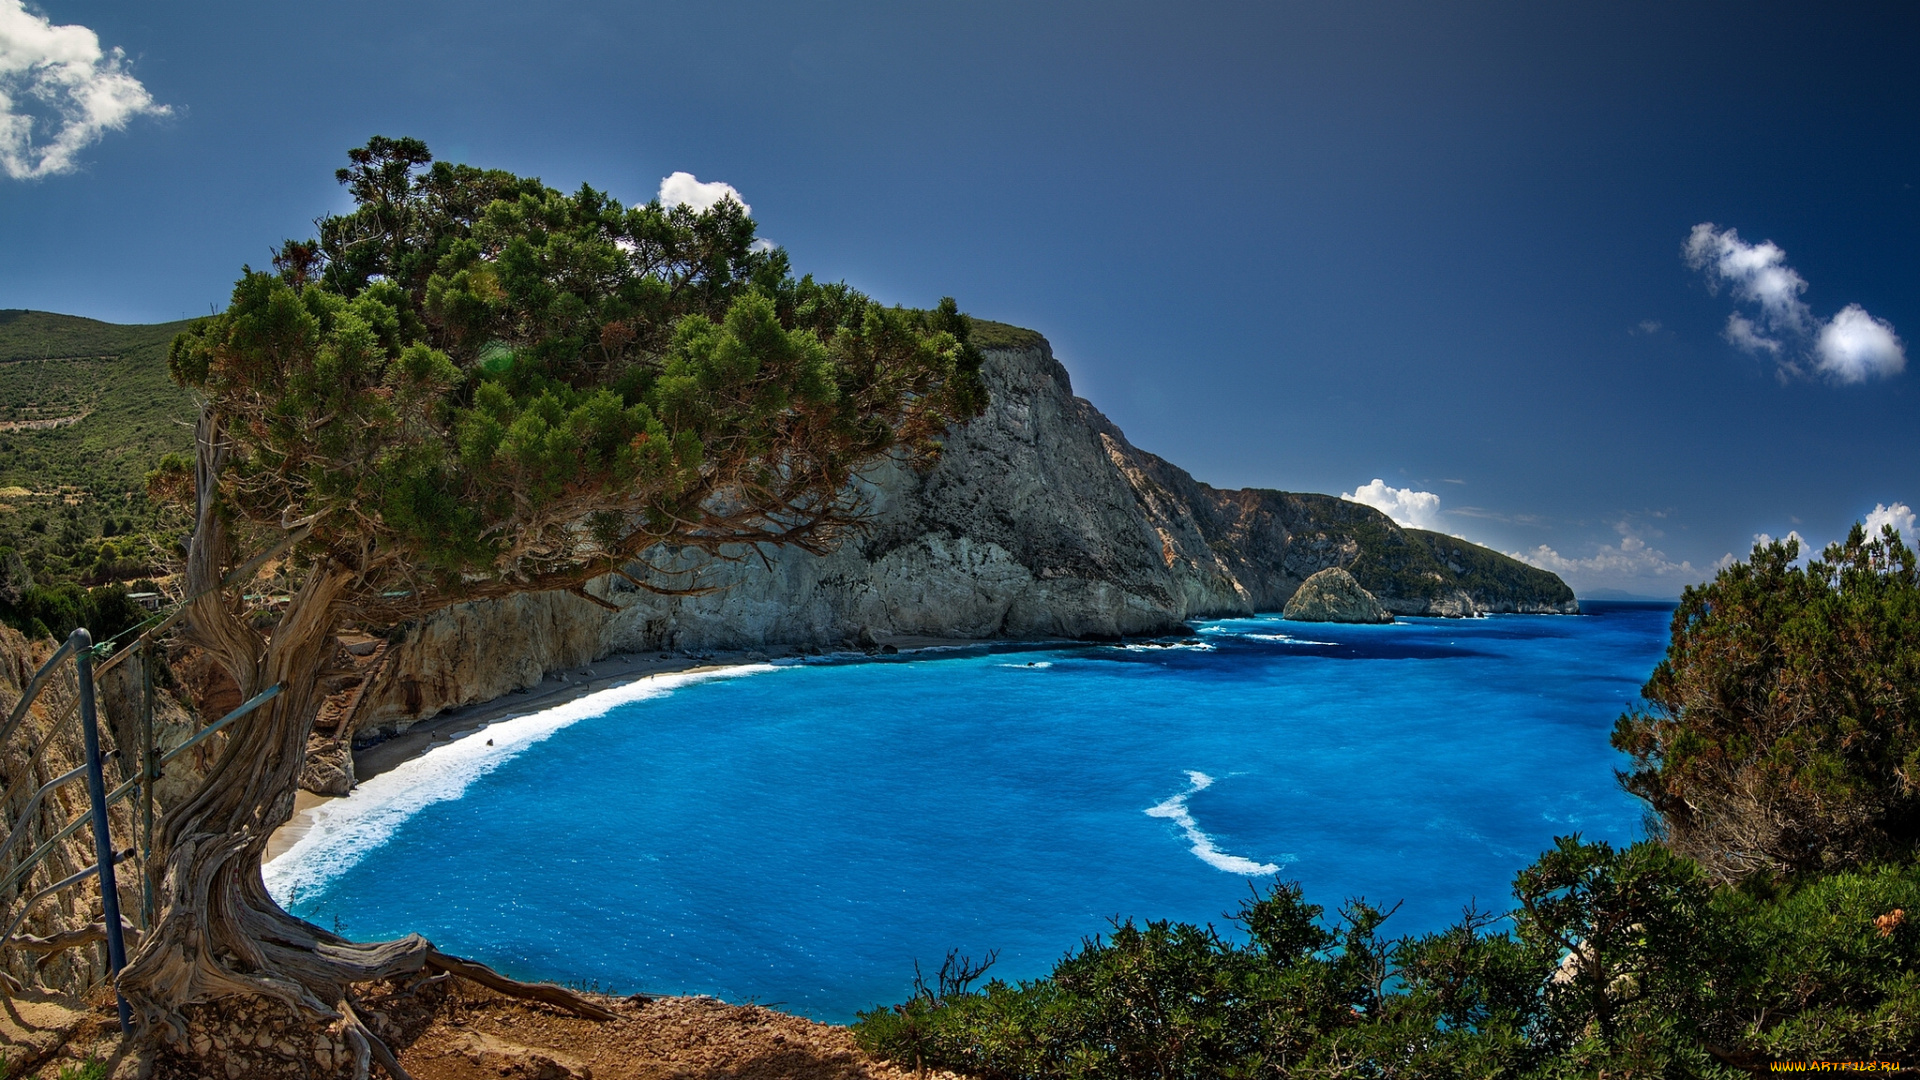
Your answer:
(139, 639), (155, 930)
(72, 629), (132, 1036)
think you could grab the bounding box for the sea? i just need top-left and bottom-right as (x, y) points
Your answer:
(265, 601), (1673, 1022)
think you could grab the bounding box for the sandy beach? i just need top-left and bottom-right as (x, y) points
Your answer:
(264, 636), (995, 864)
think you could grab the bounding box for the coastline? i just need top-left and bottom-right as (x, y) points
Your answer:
(264, 635), (993, 864)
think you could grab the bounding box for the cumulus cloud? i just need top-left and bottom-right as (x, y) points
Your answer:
(1513, 533), (1703, 592)
(1684, 223), (1811, 334)
(748, 237), (776, 253)
(1864, 502), (1916, 540)
(1683, 223), (1905, 384)
(1341, 479), (1444, 531)
(0, 0), (168, 179)
(657, 171), (750, 215)
(1815, 304), (1906, 383)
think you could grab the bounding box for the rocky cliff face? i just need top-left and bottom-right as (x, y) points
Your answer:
(352, 337), (1575, 736)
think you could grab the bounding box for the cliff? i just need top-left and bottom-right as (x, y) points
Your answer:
(349, 334), (1575, 739)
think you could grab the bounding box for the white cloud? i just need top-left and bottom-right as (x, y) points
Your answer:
(1723, 312), (1781, 355)
(657, 171), (750, 215)
(1864, 502), (1916, 540)
(1512, 534), (1703, 594)
(0, 0), (168, 179)
(1683, 223), (1903, 385)
(1684, 223), (1811, 334)
(1341, 479), (1444, 531)
(748, 237), (776, 253)
(1815, 304), (1905, 383)
(1635, 320), (1663, 335)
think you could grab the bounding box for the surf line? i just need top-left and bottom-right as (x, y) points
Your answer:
(263, 663), (780, 906)
(1145, 771), (1281, 876)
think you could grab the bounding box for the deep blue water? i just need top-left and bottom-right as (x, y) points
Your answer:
(267, 602), (1673, 1021)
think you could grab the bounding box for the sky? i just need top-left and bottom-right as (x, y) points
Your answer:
(2, 1), (1916, 597)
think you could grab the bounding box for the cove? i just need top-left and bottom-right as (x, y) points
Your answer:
(267, 602), (1672, 1022)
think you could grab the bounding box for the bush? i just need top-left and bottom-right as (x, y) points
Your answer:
(855, 838), (1920, 1077)
(0, 580), (147, 643)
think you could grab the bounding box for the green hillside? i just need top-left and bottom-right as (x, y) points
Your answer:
(0, 310), (200, 491)
(0, 311), (199, 635)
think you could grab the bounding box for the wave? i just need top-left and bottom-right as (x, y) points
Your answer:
(1242, 633), (1339, 646)
(1144, 771), (1283, 876)
(264, 663), (779, 906)
(998, 660), (1053, 668)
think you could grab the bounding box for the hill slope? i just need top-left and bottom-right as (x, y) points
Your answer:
(0, 310), (199, 493)
(0, 312), (199, 607)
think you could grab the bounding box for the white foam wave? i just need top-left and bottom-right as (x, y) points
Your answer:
(998, 660), (1053, 669)
(264, 664), (778, 906)
(1117, 642), (1214, 652)
(1243, 633), (1339, 646)
(1144, 771), (1282, 876)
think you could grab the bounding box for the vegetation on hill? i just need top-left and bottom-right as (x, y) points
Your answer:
(1402, 528), (1577, 607)
(965, 318), (1047, 351)
(855, 526), (1920, 1076)
(1265, 492), (1575, 609)
(0, 311), (196, 639)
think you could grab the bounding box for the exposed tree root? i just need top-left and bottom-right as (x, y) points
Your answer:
(343, 995), (414, 1080)
(421, 951), (620, 1020)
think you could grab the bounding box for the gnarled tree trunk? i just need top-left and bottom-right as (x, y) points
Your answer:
(117, 412), (610, 1078)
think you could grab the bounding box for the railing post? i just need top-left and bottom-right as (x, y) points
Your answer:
(72, 629), (132, 1036)
(139, 638), (156, 930)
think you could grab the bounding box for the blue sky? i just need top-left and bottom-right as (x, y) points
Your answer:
(2, 1), (1916, 596)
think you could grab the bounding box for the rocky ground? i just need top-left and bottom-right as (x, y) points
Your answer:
(1, 982), (958, 1080)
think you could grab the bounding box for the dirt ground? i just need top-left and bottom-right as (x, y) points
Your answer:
(388, 983), (958, 1080)
(2, 982), (963, 1080)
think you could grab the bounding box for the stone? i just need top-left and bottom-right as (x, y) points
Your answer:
(1282, 567), (1394, 624)
(298, 738), (355, 796)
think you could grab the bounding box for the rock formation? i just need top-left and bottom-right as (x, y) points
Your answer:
(1282, 567), (1394, 623)
(347, 332), (1576, 740)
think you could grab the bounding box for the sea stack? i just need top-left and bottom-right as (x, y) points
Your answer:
(1282, 567), (1394, 624)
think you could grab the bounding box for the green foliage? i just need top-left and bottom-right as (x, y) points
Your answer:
(0, 311), (200, 493)
(170, 137), (986, 617)
(1612, 525), (1920, 881)
(966, 318), (1048, 351)
(0, 579), (145, 642)
(857, 840), (1920, 1077)
(1345, 516), (1573, 609)
(1402, 528), (1578, 608)
(0, 312), (195, 633)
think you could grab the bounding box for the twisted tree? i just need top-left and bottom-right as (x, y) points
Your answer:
(124, 137), (985, 1074)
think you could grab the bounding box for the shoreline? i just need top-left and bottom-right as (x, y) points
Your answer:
(264, 635), (997, 863)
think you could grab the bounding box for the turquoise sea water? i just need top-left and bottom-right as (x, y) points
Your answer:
(267, 602), (1673, 1022)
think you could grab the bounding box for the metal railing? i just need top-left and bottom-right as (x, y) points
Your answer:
(0, 626), (283, 1034)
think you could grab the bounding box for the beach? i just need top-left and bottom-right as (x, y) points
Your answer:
(265, 636), (990, 864)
